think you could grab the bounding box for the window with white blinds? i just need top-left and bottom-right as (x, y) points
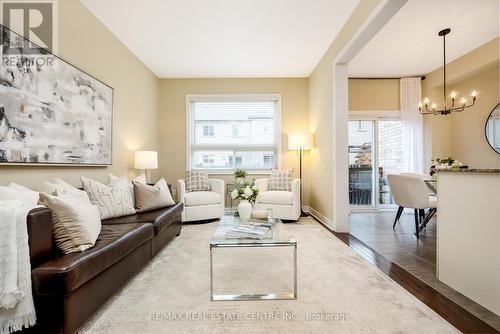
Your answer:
(187, 94), (281, 171)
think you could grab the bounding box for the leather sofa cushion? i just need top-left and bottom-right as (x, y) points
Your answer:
(32, 223), (153, 295)
(184, 191), (221, 206)
(257, 191), (293, 205)
(102, 202), (183, 235)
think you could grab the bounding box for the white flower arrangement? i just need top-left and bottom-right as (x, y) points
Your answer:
(231, 181), (259, 204)
(429, 157), (468, 176)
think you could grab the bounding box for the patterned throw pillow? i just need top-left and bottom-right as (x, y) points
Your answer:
(185, 170), (210, 192)
(81, 177), (136, 219)
(269, 169), (293, 191)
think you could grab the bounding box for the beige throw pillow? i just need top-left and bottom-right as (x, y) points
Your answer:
(133, 178), (175, 212)
(39, 193), (101, 254)
(81, 177), (136, 219)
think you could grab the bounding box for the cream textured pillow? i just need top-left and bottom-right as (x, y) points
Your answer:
(42, 178), (91, 204)
(81, 177), (136, 219)
(0, 184), (39, 205)
(133, 178), (175, 212)
(38, 193), (101, 254)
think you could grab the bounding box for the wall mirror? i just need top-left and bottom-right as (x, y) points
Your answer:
(485, 103), (500, 154)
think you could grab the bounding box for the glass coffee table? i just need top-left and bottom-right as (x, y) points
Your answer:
(210, 214), (297, 301)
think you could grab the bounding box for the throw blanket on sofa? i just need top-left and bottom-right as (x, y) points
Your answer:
(0, 201), (37, 334)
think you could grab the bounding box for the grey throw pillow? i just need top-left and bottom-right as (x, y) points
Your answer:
(185, 170), (210, 192)
(133, 178), (175, 212)
(269, 169), (293, 191)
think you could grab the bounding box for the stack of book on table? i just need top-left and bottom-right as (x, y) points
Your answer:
(225, 224), (271, 239)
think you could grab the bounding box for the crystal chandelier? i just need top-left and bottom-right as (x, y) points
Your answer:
(419, 28), (477, 115)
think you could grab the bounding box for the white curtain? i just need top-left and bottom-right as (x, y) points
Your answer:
(400, 78), (424, 173)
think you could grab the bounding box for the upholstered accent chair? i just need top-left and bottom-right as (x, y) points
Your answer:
(177, 178), (225, 222)
(253, 177), (301, 221)
(387, 174), (437, 239)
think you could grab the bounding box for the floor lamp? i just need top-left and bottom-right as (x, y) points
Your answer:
(288, 132), (313, 216)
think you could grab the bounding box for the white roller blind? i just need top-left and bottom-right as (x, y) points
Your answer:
(187, 95), (280, 171)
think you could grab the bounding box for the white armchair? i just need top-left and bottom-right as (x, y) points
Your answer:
(177, 178), (225, 222)
(253, 178), (301, 221)
(387, 174), (437, 239)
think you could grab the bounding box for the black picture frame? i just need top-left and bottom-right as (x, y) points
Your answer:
(484, 103), (500, 155)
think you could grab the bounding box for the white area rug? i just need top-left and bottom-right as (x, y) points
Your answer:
(80, 218), (459, 334)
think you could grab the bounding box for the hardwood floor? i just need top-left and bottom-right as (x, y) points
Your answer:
(313, 211), (499, 333)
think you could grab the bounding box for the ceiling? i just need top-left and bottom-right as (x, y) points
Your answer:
(81, 0), (359, 78)
(349, 0), (500, 78)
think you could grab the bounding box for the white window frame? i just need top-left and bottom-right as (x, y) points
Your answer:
(348, 111), (402, 213)
(186, 94), (282, 174)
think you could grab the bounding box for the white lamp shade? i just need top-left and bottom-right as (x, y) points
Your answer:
(288, 132), (314, 150)
(134, 151), (158, 169)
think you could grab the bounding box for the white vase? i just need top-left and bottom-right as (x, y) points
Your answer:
(238, 200), (252, 221)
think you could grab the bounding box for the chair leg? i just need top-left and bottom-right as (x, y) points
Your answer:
(414, 209), (420, 239)
(422, 208), (437, 228)
(393, 206), (404, 229)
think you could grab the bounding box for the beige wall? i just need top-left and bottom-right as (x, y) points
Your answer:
(349, 79), (400, 111)
(0, 0), (160, 189)
(422, 38), (500, 168)
(308, 0), (381, 221)
(157, 78), (309, 201)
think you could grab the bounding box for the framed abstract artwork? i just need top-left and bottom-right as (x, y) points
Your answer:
(0, 24), (113, 165)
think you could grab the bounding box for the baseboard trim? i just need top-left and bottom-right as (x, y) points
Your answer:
(302, 206), (333, 228)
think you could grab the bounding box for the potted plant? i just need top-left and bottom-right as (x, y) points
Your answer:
(230, 181), (259, 221)
(429, 157), (468, 176)
(234, 168), (248, 184)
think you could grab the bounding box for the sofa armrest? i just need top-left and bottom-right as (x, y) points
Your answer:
(27, 207), (54, 268)
(254, 178), (269, 192)
(177, 179), (186, 203)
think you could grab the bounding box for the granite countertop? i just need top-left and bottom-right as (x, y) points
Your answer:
(438, 168), (500, 173)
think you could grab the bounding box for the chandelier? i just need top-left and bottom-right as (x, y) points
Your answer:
(419, 28), (477, 115)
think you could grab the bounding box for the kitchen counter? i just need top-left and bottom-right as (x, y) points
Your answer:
(437, 171), (500, 316)
(438, 168), (500, 173)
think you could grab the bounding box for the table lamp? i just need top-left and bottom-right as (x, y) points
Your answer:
(134, 151), (158, 184)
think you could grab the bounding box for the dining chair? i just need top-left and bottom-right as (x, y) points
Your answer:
(387, 174), (437, 239)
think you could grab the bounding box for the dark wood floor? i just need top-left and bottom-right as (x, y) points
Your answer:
(314, 211), (500, 333)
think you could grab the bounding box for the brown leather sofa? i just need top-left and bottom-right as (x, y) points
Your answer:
(24, 202), (183, 334)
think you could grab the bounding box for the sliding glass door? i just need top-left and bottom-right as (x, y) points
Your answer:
(348, 116), (403, 210)
(348, 120), (375, 206)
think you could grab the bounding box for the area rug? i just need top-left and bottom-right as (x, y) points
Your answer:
(80, 217), (458, 334)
